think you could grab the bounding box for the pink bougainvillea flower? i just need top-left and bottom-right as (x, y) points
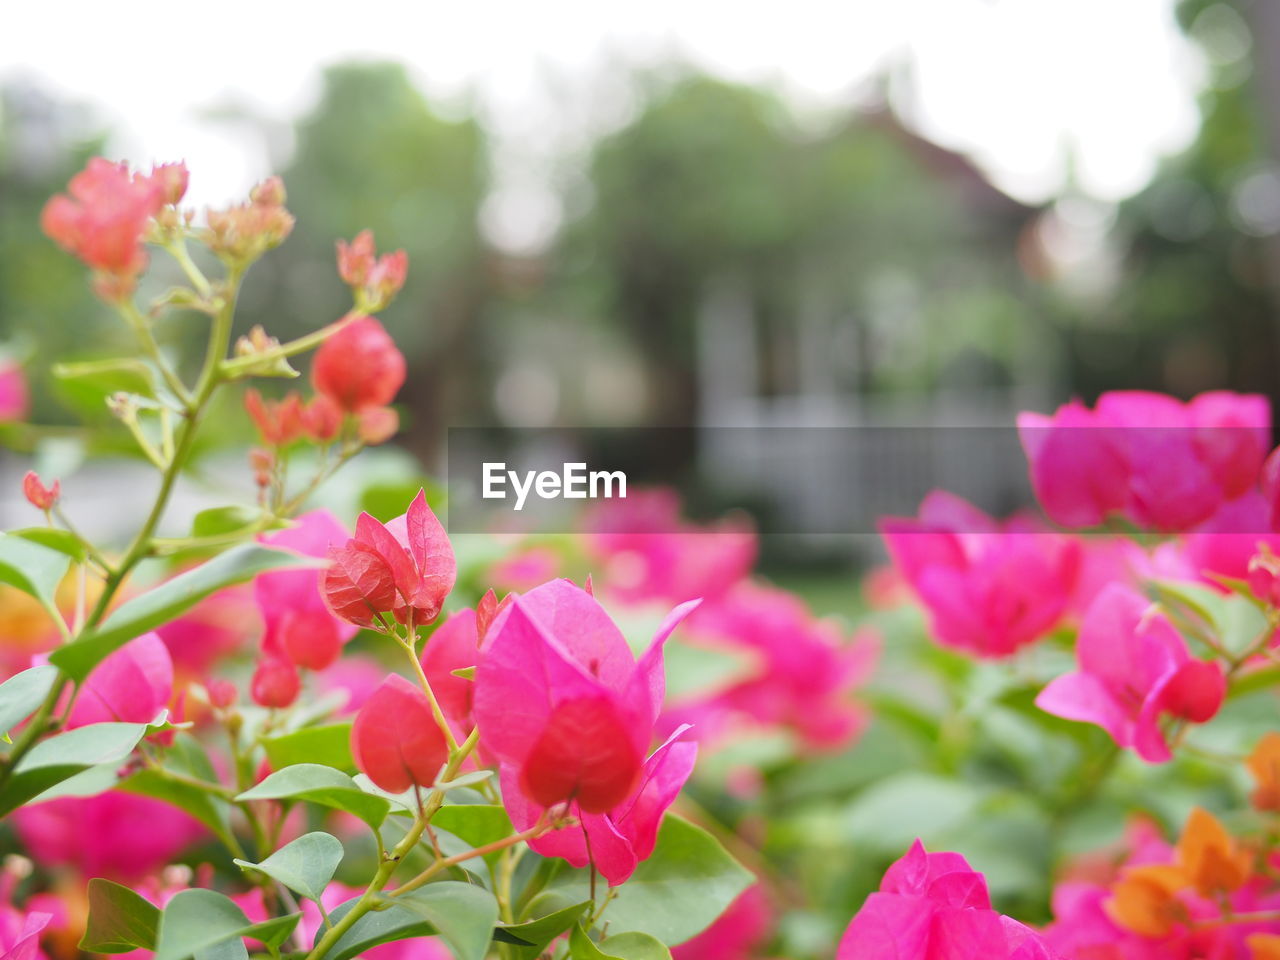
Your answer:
(1035, 584), (1226, 763)
(880, 491), (1080, 658)
(351, 674), (450, 793)
(297, 883), (450, 960)
(66, 632), (172, 728)
(256, 511), (356, 671)
(1020, 391), (1270, 533)
(669, 582), (879, 751)
(585, 488), (756, 606)
(1182, 492), (1280, 585)
(671, 884), (773, 960)
(837, 840), (1061, 960)
(474, 579), (699, 885)
(13, 792), (206, 883)
(40, 158), (167, 285)
(155, 584), (259, 679)
(1018, 399), (1131, 529)
(0, 908), (51, 960)
(311, 314), (406, 413)
(323, 490), (455, 629)
(0, 359), (30, 423)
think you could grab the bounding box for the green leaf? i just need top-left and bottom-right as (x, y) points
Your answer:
(153, 890), (299, 960)
(0, 721), (150, 817)
(81, 878), (160, 953)
(191, 506), (261, 539)
(844, 772), (985, 854)
(51, 544), (317, 681)
(234, 832), (344, 903)
(598, 933), (673, 960)
(394, 882), (500, 960)
(495, 901), (591, 957)
(262, 723), (355, 772)
(570, 924), (619, 960)
(10, 527), (88, 563)
(236, 764), (390, 829)
(0, 664), (59, 739)
(52, 358), (157, 416)
(431, 804), (513, 861)
(0, 533), (70, 617)
(553, 815), (751, 946)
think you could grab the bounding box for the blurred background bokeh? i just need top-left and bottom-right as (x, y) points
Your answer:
(3, 0), (1278, 566)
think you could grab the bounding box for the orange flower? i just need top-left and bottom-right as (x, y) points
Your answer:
(1249, 934), (1280, 960)
(1104, 864), (1189, 937)
(1176, 807), (1251, 897)
(1248, 732), (1280, 812)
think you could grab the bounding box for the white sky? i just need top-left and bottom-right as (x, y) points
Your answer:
(5, 0), (1206, 250)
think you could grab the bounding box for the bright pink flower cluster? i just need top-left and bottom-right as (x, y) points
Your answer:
(881, 492), (1081, 658)
(838, 840), (1060, 959)
(1019, 390), (1270, 532)
(41, 158), (186, 299)
(670, 583), (879, 751)
(586, 488), (757, 605)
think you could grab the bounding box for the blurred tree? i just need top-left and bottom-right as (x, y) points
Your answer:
(244, 62), (491, 457)
(555, 70), (1047, 434)
(1071, 0), (1280, 405)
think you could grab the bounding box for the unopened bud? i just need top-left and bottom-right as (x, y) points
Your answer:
(206, 679), (239, 710)
(356, 405), (399, 445)
(22, 471), (60, 511)
(250, 176), (286, 208)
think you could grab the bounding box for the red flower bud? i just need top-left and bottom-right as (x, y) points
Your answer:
(245, 389), (305, 447)
(277, 607), (344, 672)
(312, 315), (405, 413)
(356, 406), (399, 446)
(476, 589), (499, 644)
(148, 162), (190, 206)
(337, 230), (376, 286)
(249, 448), (275, 489)
(22, 471), (60, 511)
(250, 176), (287, 208)
(206, 679), (239, 710)
(251, 656), (300, 708)
(302, 394), (343, 443)
(351, 674), (450, 793)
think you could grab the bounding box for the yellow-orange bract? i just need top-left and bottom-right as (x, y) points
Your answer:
(1249, 933), (1280, 960)
(1176, 807), (1251, 897)
(1104, 864), (1188, 937)
(1248, 732), (1280, 812)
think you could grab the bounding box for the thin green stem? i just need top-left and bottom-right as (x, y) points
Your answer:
(165, 239), (213, 298)
(399, 635), (460, 753)
(389, 817), (553, 898)
(219, 312), (357, 380)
